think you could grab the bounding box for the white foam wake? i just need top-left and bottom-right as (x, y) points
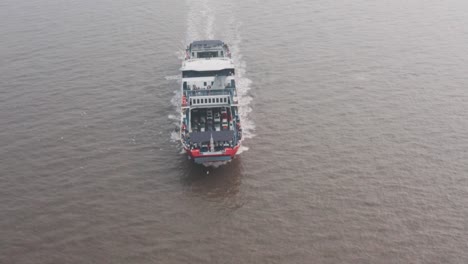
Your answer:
(224, 24), (255, 140)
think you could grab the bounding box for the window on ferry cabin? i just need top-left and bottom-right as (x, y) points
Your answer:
(197, 51), (218, 58)
(182, 69), (235, 78)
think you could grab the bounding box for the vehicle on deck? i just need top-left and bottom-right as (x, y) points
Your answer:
(221, 118), (229, 130)
(179, 40), (242, 164)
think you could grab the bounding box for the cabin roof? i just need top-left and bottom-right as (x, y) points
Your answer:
(190, 40), (224, 51)
(181, 59), (234, 71)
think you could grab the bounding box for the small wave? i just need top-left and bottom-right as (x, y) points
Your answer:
(170, 131), (180, 142)
(236, 145), (249, 155)
(202, 160), (231, 168)
(175, 49), (186, 60)
(170, 90), (181, 111)
(165, 75), (181, 81)
(168, 114), (179, 121)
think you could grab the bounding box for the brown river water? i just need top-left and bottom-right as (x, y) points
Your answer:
(1, 0), (468, 263)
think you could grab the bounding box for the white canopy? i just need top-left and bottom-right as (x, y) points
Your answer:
(181, 59), (234, 72)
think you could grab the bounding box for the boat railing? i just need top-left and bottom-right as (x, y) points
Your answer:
(188, 94), (231, 107)
(185, 88), (234, 97)
(184, 56), (230, 62)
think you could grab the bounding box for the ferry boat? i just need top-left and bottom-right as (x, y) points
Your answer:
(180, 40), (242, 164)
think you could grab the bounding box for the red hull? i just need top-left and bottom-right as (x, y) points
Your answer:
(185, 144), (240, 163)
